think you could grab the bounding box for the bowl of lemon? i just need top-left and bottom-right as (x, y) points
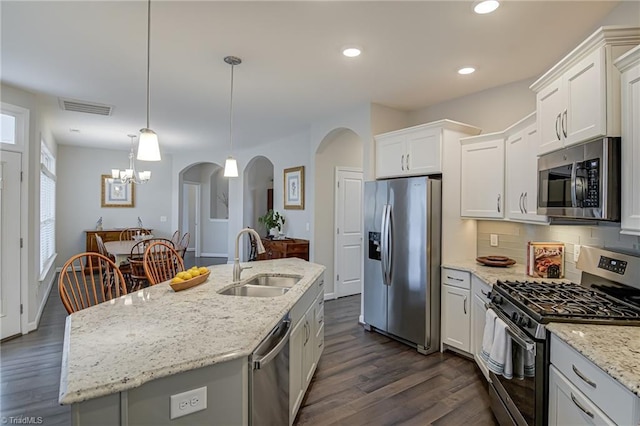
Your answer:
(170, 266), (211, 292)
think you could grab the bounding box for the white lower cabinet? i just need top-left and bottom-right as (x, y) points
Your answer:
(289, 276), (324, 424)
(549, 334), (640, 426)
(470, 276), (491, 380)
(441, 268), (471, 353)
(549, 365), (614, 426)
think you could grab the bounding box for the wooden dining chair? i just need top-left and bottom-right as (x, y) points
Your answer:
(97, 234), (132, 284)
(119, 227), (150, 241)
(58, 252), (127, 314)
(171, 230), (181, 247)
(143, 241), (185, 286)
(177, 232), (190, 258)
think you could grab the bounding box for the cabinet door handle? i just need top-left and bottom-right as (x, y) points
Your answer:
(401, 154), (405, 171)
(519, 193), (524, 213)
(572, 365), (597, 388)
(497, 194), (501, 213)
(555, 113), (561, 140)
(562, 109), (568, 138)
(481, 290), (489, 297)
(523, 192), (528, 214)
(447, 275), (464, 282)
(463, 296), (467, 315)
(406, 154), (410, 170)
(570, 393), (594, 419)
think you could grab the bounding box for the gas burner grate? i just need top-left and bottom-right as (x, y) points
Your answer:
(496, 280), (640, 321)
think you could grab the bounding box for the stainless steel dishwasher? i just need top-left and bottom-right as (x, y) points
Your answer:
(250, 314), (291, 425)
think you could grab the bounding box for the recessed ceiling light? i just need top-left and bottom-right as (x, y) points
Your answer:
(342, 46), (362, 58)
(69, 128), (80, 133)
(473, 0), (500, 14)
(458, 67), (476, 75)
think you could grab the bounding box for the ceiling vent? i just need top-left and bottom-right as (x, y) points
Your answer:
(59, 98), (113, 116)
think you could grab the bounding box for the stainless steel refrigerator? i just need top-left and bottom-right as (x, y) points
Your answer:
(363, 176), (441, 354)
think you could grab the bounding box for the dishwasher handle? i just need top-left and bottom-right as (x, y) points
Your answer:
(253, 319), (292, 370)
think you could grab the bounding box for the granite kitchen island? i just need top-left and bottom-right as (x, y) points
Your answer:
(59, 258), (325, 425)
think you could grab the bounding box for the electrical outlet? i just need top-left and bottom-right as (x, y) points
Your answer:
(170, 387), (207, 419)
(574, 244), (581, 262)
(490, 234), (499, 247)
(160, 216), (167, 222)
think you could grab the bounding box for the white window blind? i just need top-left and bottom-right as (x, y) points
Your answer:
(40, 142), (56, 275)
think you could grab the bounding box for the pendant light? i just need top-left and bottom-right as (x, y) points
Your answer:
(111, 134), (152, 184)
(223, 56), (241, 177)
(137, 0), (161, 162)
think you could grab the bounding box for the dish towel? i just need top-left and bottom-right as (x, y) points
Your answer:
(480, 309), (497, 363)
(487, 317), (513, 379)
(513, 344), (535, 379)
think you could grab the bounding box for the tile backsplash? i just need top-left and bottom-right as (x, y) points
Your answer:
(477, 221), (640, 282)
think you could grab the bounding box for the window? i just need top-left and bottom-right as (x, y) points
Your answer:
(40, 141), (56, 275)
(1, 113), (16, 144)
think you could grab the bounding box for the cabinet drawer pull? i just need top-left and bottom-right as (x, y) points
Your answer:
(572, 365), (597, 388)
(318, 341), (323, 348)
(447, 275), (464, 282)
(570, 393), (594, 418)
(318, 280), (324, 287)
(319, 300), (324, 306)
(318, 318), (323, 325)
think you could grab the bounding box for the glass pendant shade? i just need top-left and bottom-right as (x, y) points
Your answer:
(137, 128), (161, 161)
(224, 156), (238, 177)
(110, 134), (152, 184)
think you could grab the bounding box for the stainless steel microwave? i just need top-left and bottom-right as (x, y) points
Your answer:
(537, 137), (620, 221)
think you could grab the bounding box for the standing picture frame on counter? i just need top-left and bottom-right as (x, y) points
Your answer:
(101, 174), (135, 208)
(283, 166), (305, 210)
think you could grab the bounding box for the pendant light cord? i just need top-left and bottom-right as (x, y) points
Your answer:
(229, 62), (235, 153)
(146, 0), (151, 129)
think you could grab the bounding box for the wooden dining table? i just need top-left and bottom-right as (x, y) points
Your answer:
(104, 240), (138, 265)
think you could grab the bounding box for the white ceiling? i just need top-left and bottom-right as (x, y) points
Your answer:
(0, 1), (624, 154)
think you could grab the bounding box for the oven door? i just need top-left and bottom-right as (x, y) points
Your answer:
(487, 306), (547, 426)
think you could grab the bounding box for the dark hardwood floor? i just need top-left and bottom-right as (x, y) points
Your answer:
(1, 280), (495, 426)
(295, 295), (497, 426)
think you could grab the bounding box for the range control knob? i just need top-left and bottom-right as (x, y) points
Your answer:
(491, 294), (503, 305)
(517, 316), (531, 328)
(511, 312), (520, 323)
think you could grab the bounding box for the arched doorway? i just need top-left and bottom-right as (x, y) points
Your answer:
(242, 156), (274, 260)
(178, 162), (229, 262)
(314, 128), (363, 299)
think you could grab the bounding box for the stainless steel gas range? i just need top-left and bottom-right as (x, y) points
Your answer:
(486, 246), (640, 426)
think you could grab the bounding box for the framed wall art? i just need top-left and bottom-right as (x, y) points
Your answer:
(101, 174), (135, 208)
(283, 166), (305, 210)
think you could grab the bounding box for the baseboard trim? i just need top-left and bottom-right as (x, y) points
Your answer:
(359, 314), (365, 325)
(28, 272), (56, 332)
(199, 252), (228, 258)
(323, 292), (336, 300)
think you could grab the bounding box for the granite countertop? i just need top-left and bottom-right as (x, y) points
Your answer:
(441, 260), (559, 285)
(547, 323), (640, 397)
(59, 258), (325, 405)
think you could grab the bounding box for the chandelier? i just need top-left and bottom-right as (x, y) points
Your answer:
(111, 134), (151, 184)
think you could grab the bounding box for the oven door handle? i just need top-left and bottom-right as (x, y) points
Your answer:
(486, 303), (536, 354)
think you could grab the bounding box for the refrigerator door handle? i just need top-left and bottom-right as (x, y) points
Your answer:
(380, 204), (389, 285)
(386, 204), (393, 285)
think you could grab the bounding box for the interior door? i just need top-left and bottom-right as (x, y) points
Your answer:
(182, 183), (200, 255)
(334, 168), (363, 298)
(1, 150), (22, 339)
(387, 177), (427, 345)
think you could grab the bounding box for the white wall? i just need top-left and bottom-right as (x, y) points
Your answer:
(244, 156), (274, 237)
(56, 145), (173, 265)
(314, 129), (363, 297)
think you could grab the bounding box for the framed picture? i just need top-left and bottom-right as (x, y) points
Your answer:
(101, 174), (135, 208)
(283, 166), (305, 210)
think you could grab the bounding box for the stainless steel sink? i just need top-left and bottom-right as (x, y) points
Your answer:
(219, 285), (289, 297)
(244, 275), (301, 288)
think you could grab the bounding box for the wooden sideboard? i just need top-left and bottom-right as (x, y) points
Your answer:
(257, 238), (309, 261)
(84, 229), (152, 272)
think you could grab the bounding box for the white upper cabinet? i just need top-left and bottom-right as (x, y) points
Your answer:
(375, 120), (481, 179)
(616, 45), (640, 236)
(531, 26), (640, 155)
(505, 113), (549, 223)
(460, 133), (505, 218)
